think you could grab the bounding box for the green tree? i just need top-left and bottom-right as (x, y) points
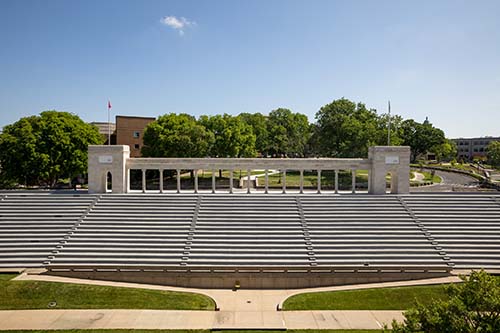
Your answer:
(267, 108), (310, 157)
(198, 114), (256, 158)
(487, 141), (500, 167)
(432, 139), (458, 163)
(400, 118), (446, 162)
(392, 270), (500, 333)
(141, 113), (214, 158)
(0, 111), (103, 187)
(239, 112), (269, 155)
(314, 98), (381, 157)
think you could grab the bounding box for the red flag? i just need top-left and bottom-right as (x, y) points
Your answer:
(108, 100), (112, 109)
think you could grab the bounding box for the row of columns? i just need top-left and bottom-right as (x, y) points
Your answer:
(133, 169), (361, 194)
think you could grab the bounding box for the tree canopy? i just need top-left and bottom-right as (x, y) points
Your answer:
(487, 141), (500, 167)
(141, 113), (214, 158)
(239, 112), (269, 155)
(267, 108), (311, 157)
(314, 98), (381, 157)
(392, 270), (500, 333)
(0, 111), (103, 187)
(199, 114), (256, 157)
(400, 118), (446, 162)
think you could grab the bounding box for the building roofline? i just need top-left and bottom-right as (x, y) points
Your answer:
(116, 115), (156, 120)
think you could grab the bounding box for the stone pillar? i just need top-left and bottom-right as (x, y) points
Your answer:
(194, 170), (198, 194)
(265, 169), (269, 194)
(334, 170), (339, 194)
(369, 146), (411, 195)
(176, 169), (181, 193)
(247, 169), (251, 194)
(317, 170), (322, 194)
(212, 169), (216, 193)
(299, 170), (304, 194)
(88, 145), (130, 194)
(282, 170), (286, 194)
(229, 170), (234, 194)
(159, 169), (164, 193)
(142, 169), (146, 193)
(352, 169), (356, 194)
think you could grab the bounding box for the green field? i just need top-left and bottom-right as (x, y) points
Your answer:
(3, 329), (383, 333)
(257, 170), (367, 189)
(283, 284), (449, 310)
(0, 274), (215, 310)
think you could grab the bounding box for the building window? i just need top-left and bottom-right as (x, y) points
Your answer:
(134, 144), (140, 150)
(133, 131), (140, 138)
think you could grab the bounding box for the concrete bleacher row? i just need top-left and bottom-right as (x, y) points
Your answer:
(0, 193), (499, 271)
(0, 194), (96, 267)
(400, 194), (500, 270)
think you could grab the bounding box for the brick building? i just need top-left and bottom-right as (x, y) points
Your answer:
(115, 116), (155, 157)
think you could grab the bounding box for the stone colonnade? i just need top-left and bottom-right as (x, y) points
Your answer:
(88, 145), (410, 195)
(132, 168), (354, 194)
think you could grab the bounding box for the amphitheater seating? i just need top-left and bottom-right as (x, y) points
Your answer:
(402, 194), (500, 269)
(0, 194), (95, 267)
(300, 196), (446, 267)
(188, 195), (310, 266)
(0, 193), (499, 271)
(51, 195), (198, 266)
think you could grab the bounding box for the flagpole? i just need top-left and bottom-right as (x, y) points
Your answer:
(107, 100), (111, 145)
(387, 100), (391, 146)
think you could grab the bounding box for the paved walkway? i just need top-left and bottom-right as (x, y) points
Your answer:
(0, 309), (405, 330)
(0, 273), (461, 330)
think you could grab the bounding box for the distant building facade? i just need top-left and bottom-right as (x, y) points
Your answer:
(90, 122), (116, 145)
(115, 116), (155, 157)
(452, 137), (500, 161)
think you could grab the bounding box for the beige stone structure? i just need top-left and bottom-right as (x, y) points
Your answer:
(88, 145), (411, 194)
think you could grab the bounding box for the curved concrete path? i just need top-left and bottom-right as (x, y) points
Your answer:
(0, 273), (461, 330)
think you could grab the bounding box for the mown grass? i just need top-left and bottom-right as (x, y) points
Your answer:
(283, 284), (449, 310)
(420, 171), (442, 183)
(257, 170), (368, 189)
(0, 274), (215, 310)
(1, 330), (384, 333)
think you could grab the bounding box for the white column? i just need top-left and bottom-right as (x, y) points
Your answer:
(159, 169), (164, 193)
(299, 170), (304, 194)
(352, 169), (356, 194)
(194, 170), (198, 194)
(282, 170), (286, 194)
(229, 170), (234, 194)
(335, 170), (339, 194)
(212, 169), (216, 193)
(265, 169), (269, 194)
(142, 169), (146, 193)
(247, 169), (251, 194)
(367, 170), (371, 193)
(127, 168), (130, 193)
(317, 169), (321, 194)
(176, 169), (181, 193)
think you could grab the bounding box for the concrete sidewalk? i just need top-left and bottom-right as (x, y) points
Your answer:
(2, 273), (461, 330)
(0, 309), (404, 330)
(14, 273), (461, 312)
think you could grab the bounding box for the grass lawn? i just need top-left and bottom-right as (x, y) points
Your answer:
(420, 171), (442, 183)
(257, 170), (368, 189)
(283, 284), (449, 310)
(3, 329), (383, 333)
(0, 274), (215, 310)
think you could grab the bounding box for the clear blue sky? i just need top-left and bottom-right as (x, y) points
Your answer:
(1, 0), (499, 138)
